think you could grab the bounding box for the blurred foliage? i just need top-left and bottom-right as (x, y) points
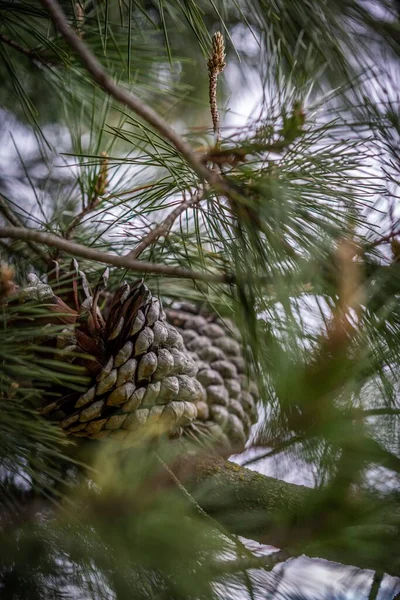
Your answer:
(0, 0), (400, 598)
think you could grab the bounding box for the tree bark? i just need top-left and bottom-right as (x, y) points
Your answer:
(168, 452), (400, 576)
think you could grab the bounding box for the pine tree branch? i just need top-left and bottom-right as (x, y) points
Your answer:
(127, 188), (205, 259)
(156, 451), (283, 583)
(39, 0), (227, 192)
(0, 226), (230, 283)
(177, 454), (400, 576)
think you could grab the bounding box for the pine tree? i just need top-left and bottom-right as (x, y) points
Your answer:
(0, 1), (400, 598)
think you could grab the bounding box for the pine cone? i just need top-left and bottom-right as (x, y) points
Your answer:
(166, 307), (258, 451)
(23, 266), (258, 453)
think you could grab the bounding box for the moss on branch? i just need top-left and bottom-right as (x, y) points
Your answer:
(166, 451), (400, 576)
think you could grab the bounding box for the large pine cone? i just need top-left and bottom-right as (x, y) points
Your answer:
(25, 266), (258, 454)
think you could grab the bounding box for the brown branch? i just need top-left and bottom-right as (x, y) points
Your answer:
(156, 452), (281, 583)
(127, 188), (205, 259)
(0, 227), (231, 283)
(177, 454), (400, 575)
(0, 195), (49, 263)
(39, 0), (227, 192)
(40, 0), (280, 257)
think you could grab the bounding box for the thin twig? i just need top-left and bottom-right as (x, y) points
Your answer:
(243, 436), (305, 467)
(0, 195), (29, 229)
(156, 454), (212, 520)
(207, 32), (226, 143)
(0, 227), (231, 284)
(64, 203), (96, 240)
(0, 195), (49, 262)
(127, 187), (205, 259)
(0, 33), (49, 66)
(39, 0), (226, 190)
(369, 229), (400, 249)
